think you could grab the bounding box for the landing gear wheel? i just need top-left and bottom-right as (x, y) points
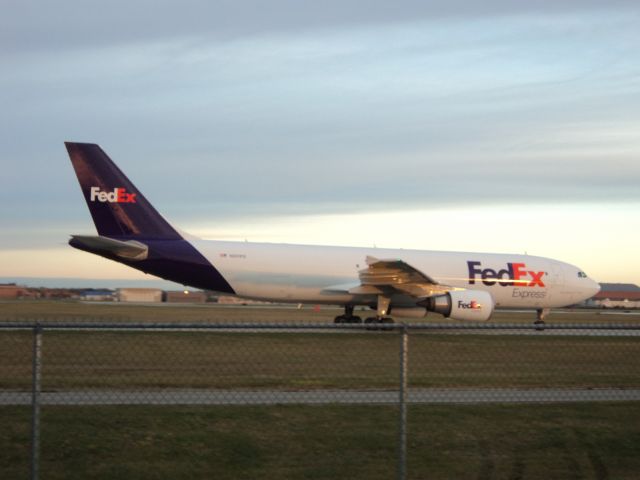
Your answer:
(364, 316), (378, 331)
(334, 305), (363, 324)
(380, 317), (395, 331)
(364, 316), (394, 331)
(534, 319), (545, 331)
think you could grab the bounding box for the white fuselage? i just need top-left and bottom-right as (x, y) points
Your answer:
(192, 240), (600, 309)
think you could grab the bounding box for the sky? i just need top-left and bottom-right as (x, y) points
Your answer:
(1, 0), (639, 287)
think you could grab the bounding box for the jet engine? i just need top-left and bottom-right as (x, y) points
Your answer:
(420, 290), (494, 321)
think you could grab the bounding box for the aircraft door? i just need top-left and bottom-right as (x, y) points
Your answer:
(546, 261), (564, 304)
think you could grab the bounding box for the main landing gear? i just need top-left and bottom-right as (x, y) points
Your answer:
(334, 296), (395, 329)
(364, 295), (394, 328)
(334, 305), (362, 324)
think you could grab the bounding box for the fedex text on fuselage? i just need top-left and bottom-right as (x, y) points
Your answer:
(467, 261), (545, 288)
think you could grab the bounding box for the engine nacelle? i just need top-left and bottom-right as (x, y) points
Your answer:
(420, 290), (494, 321)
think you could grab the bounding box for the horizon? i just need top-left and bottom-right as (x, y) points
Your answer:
(0, 277), (189, 291)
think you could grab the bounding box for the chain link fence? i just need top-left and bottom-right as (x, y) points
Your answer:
(1, 322), (640, 479)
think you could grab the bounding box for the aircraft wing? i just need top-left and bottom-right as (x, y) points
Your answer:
(324, 256), (451, 298)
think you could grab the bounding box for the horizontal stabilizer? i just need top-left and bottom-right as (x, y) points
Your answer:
(70, 235), (149, 261)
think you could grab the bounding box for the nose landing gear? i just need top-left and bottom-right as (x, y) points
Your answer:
(534, 308), (549, 331)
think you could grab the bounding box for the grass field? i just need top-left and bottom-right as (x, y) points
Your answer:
(1, 301), (639, 478)
(1, 330), (639, 391)
(0, 302), (639, 391)
(2, 403), (640, 479)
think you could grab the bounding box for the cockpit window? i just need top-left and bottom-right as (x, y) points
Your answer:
(577, 272), (588, 278)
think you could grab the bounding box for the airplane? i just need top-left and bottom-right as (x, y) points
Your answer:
(65, 142), (601, 326)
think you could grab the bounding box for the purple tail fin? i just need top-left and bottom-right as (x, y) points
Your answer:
(65, 142), (181, 240)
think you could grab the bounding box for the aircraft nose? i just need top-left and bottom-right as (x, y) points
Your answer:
(585, 279), (600, 299)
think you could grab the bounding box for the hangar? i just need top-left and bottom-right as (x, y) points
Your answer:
(0, 284), (29, 299)
(589, 283), (640, 309)
(116, 288), (163, 303)
(164, 290), (207, 304)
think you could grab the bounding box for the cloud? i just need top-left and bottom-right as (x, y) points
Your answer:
(1, 2), (639, 229)
(2, 0), (638, 55)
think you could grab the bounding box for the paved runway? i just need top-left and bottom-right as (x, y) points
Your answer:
(423, 328), (640, 337)
(2, 388), (640, 406)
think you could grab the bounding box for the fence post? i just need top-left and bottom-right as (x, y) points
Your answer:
(31, 323), (42, 480)
(398, 324), (408, 480)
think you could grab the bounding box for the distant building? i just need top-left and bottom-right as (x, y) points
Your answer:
(164, 290), (207, 304)
(588, 283), (640, 309)
(116, 288), (163, 303)
(79, 289), (115, 302)
(40, 288), (77, 300)
(216, 295), (271, 305)
(0, 284), (28, 299)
